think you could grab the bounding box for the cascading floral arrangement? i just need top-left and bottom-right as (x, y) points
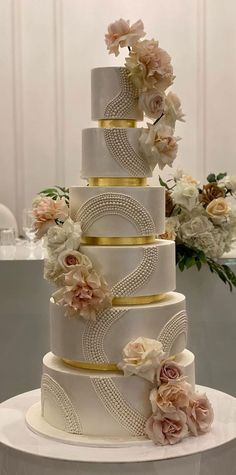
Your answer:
(32, 187), (112, 321)
(118, 336), (214, 445)
(160, 170), (236, 290)
(105, 18), (185, 171)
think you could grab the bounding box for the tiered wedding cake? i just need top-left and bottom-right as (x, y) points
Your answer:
(29, 19), (213, 446)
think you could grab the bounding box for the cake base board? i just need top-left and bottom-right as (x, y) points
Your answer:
(26, 402), (149, 447)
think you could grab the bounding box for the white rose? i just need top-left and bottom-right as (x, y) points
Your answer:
(138, 90), (164, 120)
(163, 91), (185, 127)
(180, 215), (213, 240)
(221, 175), (236, 193)
(171, 181), (199, 211)
(46, 218), (81, 255)
(118, 337), (165, 382)
(44, 257), (64, 285)
(139, 123), (180, 171)
(160, 216), (180, 240)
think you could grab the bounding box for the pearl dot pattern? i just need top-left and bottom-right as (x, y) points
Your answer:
(76, 192), (156, 235)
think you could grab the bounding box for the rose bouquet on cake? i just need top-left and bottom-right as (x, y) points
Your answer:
(159, 170), (236, 290)
(32, 186), (112, 320)
(118, 336), (214, 445)
(105, 18), (185, 172)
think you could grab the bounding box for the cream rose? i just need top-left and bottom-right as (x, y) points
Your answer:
(105, 19), (145, 56)
(150, 381), (192, 413)
(206, 197), (230, 224)
(186, 392), (214, 436)
(44, 257), (64, 285)
(118, 337), (165, 382)
(171, 181), (199, 211)
(145, 409), (188, 445)
(138, 90), (164, 119)
(139, 123), (180, 171)
(163, 91), (185, 127)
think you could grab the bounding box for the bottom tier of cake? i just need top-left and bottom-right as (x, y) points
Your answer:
(41, 351), (195, 438)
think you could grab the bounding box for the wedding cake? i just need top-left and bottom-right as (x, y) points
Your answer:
(29, 19), (213, 446)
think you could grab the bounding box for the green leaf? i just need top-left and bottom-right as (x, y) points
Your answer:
(206, 173), (216, 183)
(216, 172), (227, 181)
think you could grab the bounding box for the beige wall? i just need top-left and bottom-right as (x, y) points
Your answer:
(0, 0), (235, 227)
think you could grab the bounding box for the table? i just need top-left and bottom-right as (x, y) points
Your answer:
(0, 241), (52, 402)
(176, 257), (236, 396)
(0, 387), (235, 475)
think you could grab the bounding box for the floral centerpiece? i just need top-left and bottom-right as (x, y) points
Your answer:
(160, 170), (236, 290)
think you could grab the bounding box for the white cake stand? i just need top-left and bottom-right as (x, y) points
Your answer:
(0, 386), (235, 475)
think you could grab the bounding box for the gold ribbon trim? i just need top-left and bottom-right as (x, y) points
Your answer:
(81, 235), (156, 246)
(98, 119), (136, 128)
(63, 358), (121, 372)
(112, 293), (166, 306)
(88, 177), (147, 187)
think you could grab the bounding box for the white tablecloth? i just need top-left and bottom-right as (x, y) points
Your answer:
(176, 260), (236, 396)
(0, 388), (236, 475)
(0, 241), (51, 402)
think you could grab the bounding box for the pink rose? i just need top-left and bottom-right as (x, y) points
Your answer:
(58, 250), (92, 271)
(52, 266), (112, 320)
(150, 381), (192, 414)
(125, 39), (174, 91)
(32, 196), (68, 238)
(105, 19), (145, 56)
(145, 408), (188, 445)
(186, 392), (214, 436)
(157, 361), (183, 385)
(138, 90), (164, 119)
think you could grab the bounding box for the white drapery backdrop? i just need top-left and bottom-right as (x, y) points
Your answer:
(0, 0), (236, 227)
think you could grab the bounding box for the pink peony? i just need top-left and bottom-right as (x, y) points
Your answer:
(145, 408), (188, 445)
(105, 19), (145, 56)
(125, 39), (174, 91)
(150, 381), (192, 414)
(52, 266), (112, 320)
(186, 392), (214, 436)
(157, 361), (184, 385)
(32, 196), (68, 238)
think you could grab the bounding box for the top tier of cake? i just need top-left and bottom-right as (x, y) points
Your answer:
(91, 67), (143, 121)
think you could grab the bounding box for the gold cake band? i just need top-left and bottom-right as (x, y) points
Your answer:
(63, 352), (176, 373)
(112, 293), (166, 306)
(81, 235), (156, 246)
(88, 177), (147, 187)
(63, 358), (121, 372)
(98, 119), (136, 128)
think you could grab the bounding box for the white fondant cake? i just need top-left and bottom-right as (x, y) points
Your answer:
(91, 67), (143, 121)
(82, 128), (153, 178)
(30, 35), (212, 443)
(70, 186), (165, 237)
(79, 240), (176, 296)
(50, 292), (187, 364)
(42, 350), (195, 438)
